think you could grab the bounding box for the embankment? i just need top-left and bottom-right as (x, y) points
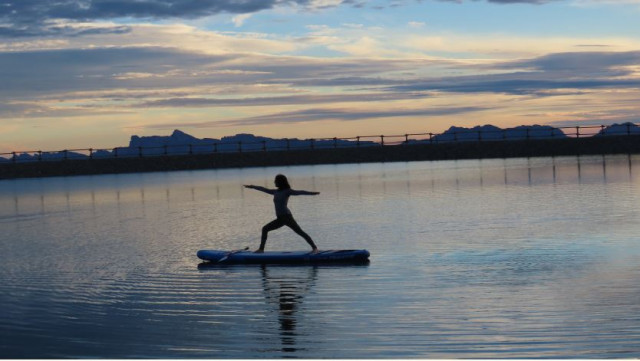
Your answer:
(2, 135), (640, 179)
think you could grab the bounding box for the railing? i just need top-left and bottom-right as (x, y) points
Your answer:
(2, 123), (639, 164)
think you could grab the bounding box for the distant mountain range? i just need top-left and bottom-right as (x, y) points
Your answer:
(3, 123), (640, 163)
(595, 122), (640, 136)
(422, 124), (567, 143)
(122, 130), (380, 157)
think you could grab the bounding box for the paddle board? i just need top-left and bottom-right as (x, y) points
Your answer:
(197, 249), (370, 264)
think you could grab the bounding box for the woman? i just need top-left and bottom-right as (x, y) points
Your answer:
(244, 174), (320, 253)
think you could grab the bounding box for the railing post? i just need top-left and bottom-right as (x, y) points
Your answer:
(526, 128), (530, 141)
(429, 133), (433, 144)
(238, 141), (242, 153)
(380, 135), (384, 146)
(356, 136), (360, 147)
(113, 147), (118, 158)
(405, 134), (409, 144)
(627, 123), (631, 136)
(213, 143), (218, 153)
(333, 137), (338, 149)
(286, 139), (290, 151)
(576, 126), (580, 138)
(310, 139), (315, 150)
(38, 151), (43, 161)
(89, 148), (93, 159)
(64, 150), (68, 160)
(12, 152), (16, 163)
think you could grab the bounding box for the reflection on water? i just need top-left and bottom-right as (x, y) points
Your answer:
(2, 155), (637, 216)
(2, 155), (640, 358)
(261, 265), (316, 354)
(194, 263), (323, 355)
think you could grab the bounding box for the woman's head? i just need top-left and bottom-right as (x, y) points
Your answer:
(274, 174), (291, 190)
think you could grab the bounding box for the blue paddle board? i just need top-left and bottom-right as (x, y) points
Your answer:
(197, 249), (370, 264)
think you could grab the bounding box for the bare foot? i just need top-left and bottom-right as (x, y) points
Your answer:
(254, 249), (264, 253)
(310, 249), (320, 254)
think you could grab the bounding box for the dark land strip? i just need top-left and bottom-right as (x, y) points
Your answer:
(2, 135), (640, 180)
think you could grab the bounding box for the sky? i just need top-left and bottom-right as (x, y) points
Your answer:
(1, 0), (640, 153)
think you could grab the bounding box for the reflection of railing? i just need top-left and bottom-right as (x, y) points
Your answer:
(2, 123), (639, 164)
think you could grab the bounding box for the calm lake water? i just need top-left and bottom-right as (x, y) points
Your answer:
(2, 155), (640, 358)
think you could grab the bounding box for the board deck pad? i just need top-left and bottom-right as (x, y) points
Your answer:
(197, 249), (370, 264)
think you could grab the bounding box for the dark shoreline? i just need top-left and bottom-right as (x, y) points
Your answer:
(2, 135), (640, 180)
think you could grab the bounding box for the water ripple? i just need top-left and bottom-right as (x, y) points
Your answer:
(3, 157), (640, 357)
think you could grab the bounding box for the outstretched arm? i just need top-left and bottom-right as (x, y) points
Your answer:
(290, 189), (320, 196)
(244, 185), (276, 194)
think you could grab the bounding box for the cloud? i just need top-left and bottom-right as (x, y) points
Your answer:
(0, 46), (232, 98)
(0, 44), (433, 101)
(438, 78), (639, 95)
(232, 13), (252, 27)
(503, 51), (640, 74)
(0, 101), (130, 118)
(463, 0), (560, 3)
(4, 44), (640, 121)
(436, 0), (561, 3)
(148, 105), (490, 128)
(2, 0), (291, 21)
(402, 33), (640, 58)
(488, 0), (556, 3)
(0, 0), (327, 37)
(0, 0), (578, 37)
(388, 51), (640, 95)
(0, 42), (445, 122)
(572, 0), (640, 6)
(136, 92), (431, 108)
(389, 74), (640, 96)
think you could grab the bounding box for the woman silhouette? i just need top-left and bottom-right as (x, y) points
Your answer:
(244, 174), (320, 253)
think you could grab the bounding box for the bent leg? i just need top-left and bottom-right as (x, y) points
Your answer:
(259, 218), (284, 252)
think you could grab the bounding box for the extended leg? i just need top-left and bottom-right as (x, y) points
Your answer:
(286, 217), (318, 251)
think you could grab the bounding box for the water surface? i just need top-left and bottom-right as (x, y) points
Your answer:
(2, 155), (640, 358)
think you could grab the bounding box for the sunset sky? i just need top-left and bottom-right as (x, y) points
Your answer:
(1, 0), (640, 153)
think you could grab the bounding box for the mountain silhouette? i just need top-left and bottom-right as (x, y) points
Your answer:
(3, 124), (639, 163)
(430, 124), (568, 142)
(595, 122), (640, 136)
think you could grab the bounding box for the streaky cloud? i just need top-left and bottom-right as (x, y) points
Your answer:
(0, 101), (130, 118)
(389, 51), (640, 95)
(1, 0), (313, 37)
(0, 45), (439, 99)
(441, 0), (561, 3)
(0, 0), (569, 37)
(207, 106), (491, 127)
(0, 46), (233, 98)
(502, 50), (640, 73)
(142, 105), (490, 130)
(390, 74), (640, 95)
(135, 92), (430, 108)
(1, 0), (292, 21)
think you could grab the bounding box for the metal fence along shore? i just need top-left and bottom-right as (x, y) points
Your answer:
(3, 123), (640, 165)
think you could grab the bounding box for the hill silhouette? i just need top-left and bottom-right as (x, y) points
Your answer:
(3, 123), (640, 163)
